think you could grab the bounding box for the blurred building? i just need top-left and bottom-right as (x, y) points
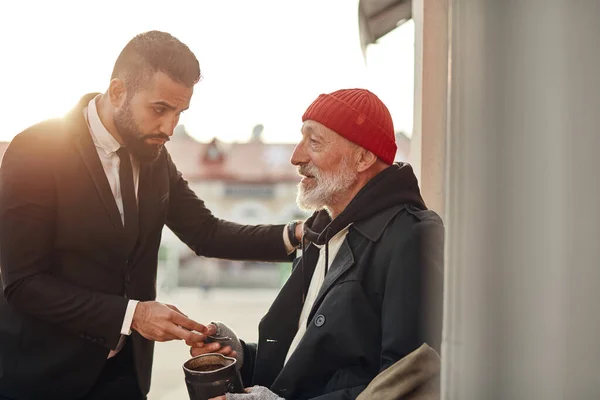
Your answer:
(160, 125), (308, 291)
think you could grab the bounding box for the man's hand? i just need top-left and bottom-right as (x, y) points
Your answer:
(189, 324), (238, 358)
(131, 301), (208, 343)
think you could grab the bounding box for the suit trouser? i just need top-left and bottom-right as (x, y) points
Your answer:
(82, 339), (146, 400)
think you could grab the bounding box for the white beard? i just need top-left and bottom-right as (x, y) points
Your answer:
(296, 155), (358, 213)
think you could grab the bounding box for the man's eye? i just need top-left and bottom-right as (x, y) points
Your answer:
(154, 107), (165, 115)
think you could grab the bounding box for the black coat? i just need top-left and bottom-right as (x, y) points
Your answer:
(240, 203), (444, 399)
(0, 94), (290, 399)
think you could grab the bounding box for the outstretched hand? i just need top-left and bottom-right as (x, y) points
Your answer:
(131, 301), (208, 343)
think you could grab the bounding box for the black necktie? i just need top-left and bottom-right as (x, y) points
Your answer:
(116, 147), (139, 240)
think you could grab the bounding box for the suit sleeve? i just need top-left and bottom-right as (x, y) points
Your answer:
(164, 151), (292, 261)
(0, 132), (128, 350)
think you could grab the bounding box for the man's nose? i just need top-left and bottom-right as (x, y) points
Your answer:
(159, 116), (179, 137)
(290, 142), (309, 166)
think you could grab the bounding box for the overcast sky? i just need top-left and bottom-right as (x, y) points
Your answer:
(0, 0), (414, 143)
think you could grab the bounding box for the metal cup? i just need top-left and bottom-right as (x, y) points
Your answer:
(183, 353), (244, 400)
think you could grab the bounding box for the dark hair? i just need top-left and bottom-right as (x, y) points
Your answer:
(111, 30), (201, 92)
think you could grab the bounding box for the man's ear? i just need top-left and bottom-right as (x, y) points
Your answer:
(356, 148), (378, 173)
(108, 78), (127, 108)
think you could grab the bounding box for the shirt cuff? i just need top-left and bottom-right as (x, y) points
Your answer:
(121, 299), (139, 335)
(283, 225), (296, 255)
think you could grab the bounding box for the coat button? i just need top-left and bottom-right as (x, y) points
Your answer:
(315, 314), (325, 327)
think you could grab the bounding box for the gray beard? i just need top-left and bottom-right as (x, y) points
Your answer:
(296, 156), (357, 213)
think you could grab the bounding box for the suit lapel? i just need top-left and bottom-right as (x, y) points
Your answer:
(74, 133), (123, 229)
(68, 95), (123, 229)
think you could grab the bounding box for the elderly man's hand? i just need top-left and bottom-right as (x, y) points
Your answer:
(189, 323), (238, 358)
(209, 386), (284, 400)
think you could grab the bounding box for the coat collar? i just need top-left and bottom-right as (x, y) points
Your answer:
(352, 204), (407, 242)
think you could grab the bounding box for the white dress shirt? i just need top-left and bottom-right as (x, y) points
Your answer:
(284, 224), (351, 365)
(84, 97), (139, 358)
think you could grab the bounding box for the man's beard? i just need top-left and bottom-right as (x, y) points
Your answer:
(113, 102), (169, 163)
(296, 155), (358, 213)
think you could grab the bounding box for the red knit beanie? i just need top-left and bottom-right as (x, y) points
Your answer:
(302, 88), (397, 165)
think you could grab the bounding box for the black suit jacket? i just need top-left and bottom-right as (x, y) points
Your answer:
(0, 94), (290, 399)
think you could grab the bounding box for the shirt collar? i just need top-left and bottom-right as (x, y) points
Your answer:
(86, 96), (121, 156)
(353, 205), (407, 242)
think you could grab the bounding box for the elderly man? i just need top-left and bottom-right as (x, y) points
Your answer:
(193, 88), (445, 400)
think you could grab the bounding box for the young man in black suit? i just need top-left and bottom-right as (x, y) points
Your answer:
(0, 31), (301, 400)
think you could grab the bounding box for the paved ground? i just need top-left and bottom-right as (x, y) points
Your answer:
(149, 287), (279, 400)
